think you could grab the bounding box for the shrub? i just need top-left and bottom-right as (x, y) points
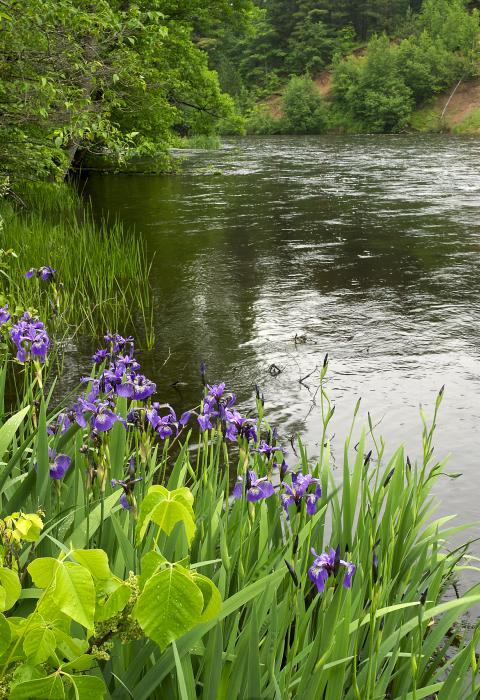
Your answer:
(246, 104), (283, 134)
(282, 75), (328, 134)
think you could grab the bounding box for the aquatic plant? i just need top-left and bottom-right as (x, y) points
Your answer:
(0, 329), (479, 698)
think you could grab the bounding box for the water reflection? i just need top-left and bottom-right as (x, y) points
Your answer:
(81, 134), (480, 522)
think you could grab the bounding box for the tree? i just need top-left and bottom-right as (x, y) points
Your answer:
(0, 0), (250, 184)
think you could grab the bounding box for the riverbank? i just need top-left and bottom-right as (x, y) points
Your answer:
(256, 75), (480, 136)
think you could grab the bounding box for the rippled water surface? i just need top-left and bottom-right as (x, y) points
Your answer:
(82, 135), (480, 521)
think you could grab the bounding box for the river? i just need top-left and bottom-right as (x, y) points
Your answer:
(81, 134), (480, 525)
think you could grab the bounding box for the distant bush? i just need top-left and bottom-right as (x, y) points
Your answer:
(333, 36), (413, 133)
(245, 104), (283, 135)
(281, 75), (328, 134)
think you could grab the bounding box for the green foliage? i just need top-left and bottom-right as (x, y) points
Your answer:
(282, 75), (328, 133)
(246, 104), (283, 134)
(332, 1), (480, 133)
(452, 105), (480, 131)
(333, 36), (414, 132)
(0, 184), (153, 342)
(0, 0), (247, 184)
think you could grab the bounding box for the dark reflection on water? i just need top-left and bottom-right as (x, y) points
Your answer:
(79, 135), (480, 522)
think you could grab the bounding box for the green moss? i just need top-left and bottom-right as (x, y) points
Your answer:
(452, 107), (480, 134)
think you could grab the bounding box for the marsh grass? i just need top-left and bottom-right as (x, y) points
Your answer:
(1, 352), (480, 699)
(0, 183), (154, 347)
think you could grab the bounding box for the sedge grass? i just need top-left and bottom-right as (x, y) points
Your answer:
(0, 182), (154, 348)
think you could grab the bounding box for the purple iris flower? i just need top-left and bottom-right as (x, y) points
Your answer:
(254, 440), (284, 460)
(224, 409), (257, 443)
(25, 266), (56, 281)
(0, 305), (10, 326)
(147, 405), (177, 439)
(116, 373), (156, 401)
(47, 412), (71, 436)
(10, 313), (50, 363)
(92, 408), (120, 433)
(232, 470), (274, 502)
(92, 348), (109, 364)
(198, 412), (214, 432)
(47, 448), (71, 480)
(104, 333), (134, 357)
(73, 398), (121, 433)
(179, 411), (191, 426)
(281, 472), (322, 517)
(308, 547), (356, 594)
(206, 383), (225, 401)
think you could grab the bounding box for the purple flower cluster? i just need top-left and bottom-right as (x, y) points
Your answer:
(308, 547), (356, 593)
(0, 305), (10, 326)
(89, 335), (156, 402)
(25, 266), (56, 281)
(146, 404), (191, 439)
(10, 313), (50, 363)
(197, 382), (257, 443)
(281, 472), (322, 517)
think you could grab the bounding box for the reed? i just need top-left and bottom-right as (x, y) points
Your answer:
(0, 183), (154, 348)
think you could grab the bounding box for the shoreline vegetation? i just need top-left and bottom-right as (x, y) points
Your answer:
(0, 314), (480, 697)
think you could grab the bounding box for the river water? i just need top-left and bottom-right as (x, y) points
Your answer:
(82, 135), (480, 524)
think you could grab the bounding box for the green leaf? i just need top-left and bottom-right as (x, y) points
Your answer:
(0, 566), (21, 611)
(10, 675), (65, 699)
(95, 582), (131, 622)
(134, 564), (204, 651)
(0, 612), (11, 656)
(69, 675), (107, 699)
(53, 562), (95, 629)
(0, 406), (30, 460)
(23, 626), (57, 664)
(71, 549), (111, 580)
(28, 557), (57, 588)
(36, 399), (50, 506)
(191, 573), (222, 623)
(136, 486), (195, 545)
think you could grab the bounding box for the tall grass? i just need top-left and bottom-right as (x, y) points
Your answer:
(1, 342), (479, 699)
(0, 182), (154, 347)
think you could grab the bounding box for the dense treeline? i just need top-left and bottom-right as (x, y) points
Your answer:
(0, 0), (250, 184)
(215, 0), (480, 134)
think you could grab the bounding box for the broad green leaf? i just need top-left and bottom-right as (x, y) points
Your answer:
(28, 557), (57, 588)
(61, 654), (93, 672)
(0, 612), (11, 655)
(53, 562), (95, 629)
(136, 486), (195, 545)
(69, 675), (107, 699)
(191, 573), (222, 623)
(72, 549), (111, 580)
(134, 565), (204, 651)
(0, 566), (21, 611)
(95, 583), (131, 622)
(139, 550), (168, 589)
(23, 626), (56, 664)
(10, 675), (65, 699)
